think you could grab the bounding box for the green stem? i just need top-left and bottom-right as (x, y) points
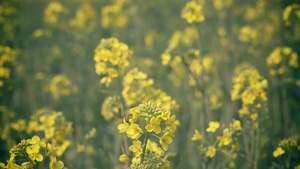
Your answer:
(141, 132), (150, 164)
(254, 123), (259, 169)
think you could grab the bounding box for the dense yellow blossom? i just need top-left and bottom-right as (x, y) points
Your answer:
(45, 75), (78, 101)
(94, 38), (132, 87)
(101, 0), (129, 28)
(238, 26), (258, 43)
(181, 1), (205, 23)
(266, 47), (299, 76)
(43, 2), (66, 24)
(231, 63), (268, 117)
(0, 46), (18, 87)
(69, 3), (95, 32)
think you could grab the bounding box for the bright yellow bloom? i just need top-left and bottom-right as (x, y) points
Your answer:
(231, 119), (242, 130)
(273, 147), (285, 157)
(160, 132), (173, 151)
(217, 128), (232, 147)
(119, 154), (129, 162)
(295, 164), (300, 169)
(95, 62), (107, 75)
(118, 121), (130, 133)
(145, 117), (161, 134)
(191, 129), (202, 141)
(129, 141), (142, 157)
(28, 135), (41, 145)
(26, 144), (43, 162)
(126, 124), (143, 139)
(206, 121), (220, 133)
(206, 146), (216, 158)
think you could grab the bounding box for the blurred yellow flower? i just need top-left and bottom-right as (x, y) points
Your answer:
(273, 147), (285, 158)
(181, 1), (205, 23)
(49, 156), (64, 169)
(119, 154), (129, 162)
(206, 121), (220, 133)
(191, 129), (202, 141)
(206, 146), (216, 158)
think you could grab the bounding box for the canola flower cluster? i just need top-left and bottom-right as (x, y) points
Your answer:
(273, 137), (300, 158)
(101, 96), (121, 121)
(69, 3), (96, 33)
(0, 135), (64, 169)
(122, 68), (179, 111)
(10, 109), (73, 157)
(282, 4), (300, 26)
(181, 1), (205, 24)
(231, 63), (268, 117)
(212, 0), (233, 11)
(117, 102), (179, 167)
(191, 119), (242, 159)
(44, 75), (78, 101)
(238, 26), (258, 44)
(267, 47), (299, 76)
(0, 46), (18, 87)
(101, 0), (129, 29)
(43, 1), (66, 24)
(161, 27), (199, 66)
(94, 37), (132, 87)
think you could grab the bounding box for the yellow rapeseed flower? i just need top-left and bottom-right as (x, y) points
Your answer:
(129, 141), (142, 157)
(206, 146), (216, 158)
(273, 147), (285, 158)
(126, 124), (143, 139)
(49, 156), (64, 169)
(145, 117), (161, 134)
(119, 154), (129, 162)
(160, 132), (173, 151)
(181, 1), (205, 23)
(191, 129), (202, 141)
(206, 121), (220, 133)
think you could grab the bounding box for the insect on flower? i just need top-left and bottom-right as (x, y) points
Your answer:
(124, 113), (133, 123)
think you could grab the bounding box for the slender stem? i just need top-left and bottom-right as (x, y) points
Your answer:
(242, 119), (251, 168)
(254, 121), (259, 169)
(281, 88), (289, 138)
(141, 132), (150, 164)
